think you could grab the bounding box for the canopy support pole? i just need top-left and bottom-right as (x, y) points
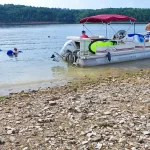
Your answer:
(106, 23), (107, 38)
(134, 22), (135, 34)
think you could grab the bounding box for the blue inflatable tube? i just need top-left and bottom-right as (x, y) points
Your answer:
(128, 34), (144, 43)
(7, 50), (14, 56)
(128, 33), (144, 38)
(7, 50), (23, 56)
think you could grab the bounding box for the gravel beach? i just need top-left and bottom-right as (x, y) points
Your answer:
(0, 69), (150, 150)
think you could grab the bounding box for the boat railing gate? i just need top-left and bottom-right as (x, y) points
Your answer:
(80, 38), (92, 56)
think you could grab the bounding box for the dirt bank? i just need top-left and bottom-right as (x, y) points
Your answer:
(0, 69), (150, 150)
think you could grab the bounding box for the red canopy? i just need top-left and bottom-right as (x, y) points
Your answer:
(80, 14), (136, 23)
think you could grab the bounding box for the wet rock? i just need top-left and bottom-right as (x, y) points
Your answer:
(103, 111), (111, 115)
(118, 137), (126, 143)
(49, 101), (57, 106)
(91, 136), (102, 142)
(16, 121), (21, 124)
(138, 136), (145, 143)
(143, 131), (150, 135)
(0, 136), (5, 145)
(131, 147), (137, 150)
(6, 128), (19, 135)
(80, 113), (88, 120)
(147, 123), (150, 127)
(22, 147), (29, 150)
(125, 130), (132, 136)
(69, 96), (76, 101)
(142, 99), (150, 103)
(82, 141), (88, 145)
(95, 143), (103, 149)
(9, 136), (16, 142)
(109, 136), (118, 142)
(87, 132), (96, 138)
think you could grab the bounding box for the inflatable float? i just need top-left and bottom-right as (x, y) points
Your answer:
(7, 50), (22, 56)
(89, 40), (117, 54)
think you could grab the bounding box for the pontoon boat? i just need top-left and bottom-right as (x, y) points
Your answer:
(57, 14), (150, 67)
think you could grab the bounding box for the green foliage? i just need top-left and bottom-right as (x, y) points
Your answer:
(0, 4), (149, 23)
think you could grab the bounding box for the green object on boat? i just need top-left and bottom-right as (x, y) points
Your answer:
(89, 40), (117, 54)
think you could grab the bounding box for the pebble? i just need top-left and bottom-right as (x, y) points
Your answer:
(95, 143), (103, 149)
(22, 147), (29, 150)
(82, 141), (88, 145)
(0, 136), (5, 145)
(143, 131), (150, 135)
(131, 147), (137, 150)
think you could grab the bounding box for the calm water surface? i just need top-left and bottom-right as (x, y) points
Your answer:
(0, 23), (150, 95)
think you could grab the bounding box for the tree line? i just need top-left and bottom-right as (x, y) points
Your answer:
(0, 4), (149, 24)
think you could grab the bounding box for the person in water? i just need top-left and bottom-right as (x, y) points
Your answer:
(80, 30), (89, 38)
(13, 48), (18, 56)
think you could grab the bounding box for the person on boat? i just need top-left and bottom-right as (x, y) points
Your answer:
(145, 21), (150, 32)
(145, 21), (150, 42)
(80, 30), (89, 38)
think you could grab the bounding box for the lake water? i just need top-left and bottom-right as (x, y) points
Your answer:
(0, 23), (150, 95)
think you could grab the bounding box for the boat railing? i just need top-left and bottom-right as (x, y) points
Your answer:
(78, 35), (150, 57)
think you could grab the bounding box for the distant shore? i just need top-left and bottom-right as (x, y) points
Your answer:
(0, 21), (147, 25)
(0, 22), (59, 25)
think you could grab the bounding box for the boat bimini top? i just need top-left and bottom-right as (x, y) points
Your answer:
(80, 14), (136, 40)
(80, 14), (136, 23)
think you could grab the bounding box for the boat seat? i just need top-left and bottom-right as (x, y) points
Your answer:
(113, 30), (127, 40)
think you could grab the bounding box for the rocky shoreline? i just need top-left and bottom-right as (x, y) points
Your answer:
(0, 69), (150, 150)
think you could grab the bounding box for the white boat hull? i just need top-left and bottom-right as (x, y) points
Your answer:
(78, 50), (150, 67)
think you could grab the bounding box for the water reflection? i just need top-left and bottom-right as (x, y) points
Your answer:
(7, 54), (18, 58)
(51, 66), (67, 76)
(51, 58), (150, 80)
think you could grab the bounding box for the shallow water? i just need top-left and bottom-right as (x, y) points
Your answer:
(0, 23), (149, 95)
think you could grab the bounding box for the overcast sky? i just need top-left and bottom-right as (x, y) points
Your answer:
(0, 0), (149, 9)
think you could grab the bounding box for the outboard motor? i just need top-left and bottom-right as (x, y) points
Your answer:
(59, 40), (78, 63)
(59, 40), (77, 56)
